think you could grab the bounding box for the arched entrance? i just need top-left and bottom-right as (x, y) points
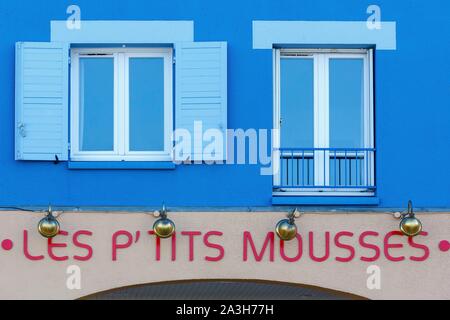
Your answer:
(84, 280), (366, 300)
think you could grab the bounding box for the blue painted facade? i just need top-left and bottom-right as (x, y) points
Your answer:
(0, 0), (449, 209)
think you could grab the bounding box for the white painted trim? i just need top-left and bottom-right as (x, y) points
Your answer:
(368, 49), (376, 187)
(70, 47), (173, 162)
(281, 48), (369, 54)
(117, 53), (125, 156)
(73, 48), (171, 55)
(315, 54), (329, 186)
(273, 49), (281, 186)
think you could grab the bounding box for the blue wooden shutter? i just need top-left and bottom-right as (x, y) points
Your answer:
(15, 42), (69, 161)
(175, 42), (228, 162)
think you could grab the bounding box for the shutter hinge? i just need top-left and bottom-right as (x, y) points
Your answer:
(172, 57), (176, 64)
(68, 57), (71, 65)
(68, 142), (71, 152)
(18, 123), (27, 138)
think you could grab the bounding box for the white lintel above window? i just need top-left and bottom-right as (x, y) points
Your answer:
(253, 21), (397, 50)
(51, 20), (194, 44)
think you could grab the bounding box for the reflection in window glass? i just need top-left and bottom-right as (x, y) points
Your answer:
(329, 58), (365, 148)
(129, 58), (165, 152)
(79, 58), (114, 151)
(280, 58), (314, 148)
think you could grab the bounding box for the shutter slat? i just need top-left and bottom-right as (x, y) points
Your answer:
(15, 42), (69, 161)
(175, 42), (227, 162)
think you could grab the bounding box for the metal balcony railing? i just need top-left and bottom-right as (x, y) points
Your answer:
(274, 148), (376, 191)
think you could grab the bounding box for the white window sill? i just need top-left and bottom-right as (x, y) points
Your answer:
(273, 191), (376, 197)
(272, 195), (379, 206)
(70, 155), (173, 162)
(68, 161), (176, 170)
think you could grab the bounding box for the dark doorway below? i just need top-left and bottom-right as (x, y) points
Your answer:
(86, 281), (361, 300)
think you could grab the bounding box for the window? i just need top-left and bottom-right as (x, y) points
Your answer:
(70, 48), (173, 162)
(274, 49), (375, 196)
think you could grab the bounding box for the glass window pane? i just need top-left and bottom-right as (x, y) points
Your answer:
(280, 58), (314, 149)
(329, 58), (365, 148)
(79, 58), (114, 152)
(129, 57), (165, 152)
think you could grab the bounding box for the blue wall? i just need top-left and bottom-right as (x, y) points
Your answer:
(0, 0), (449, 208)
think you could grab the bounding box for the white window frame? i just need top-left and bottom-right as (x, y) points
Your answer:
(273, 48), (375, 196)
(70, 48), (173, 162)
